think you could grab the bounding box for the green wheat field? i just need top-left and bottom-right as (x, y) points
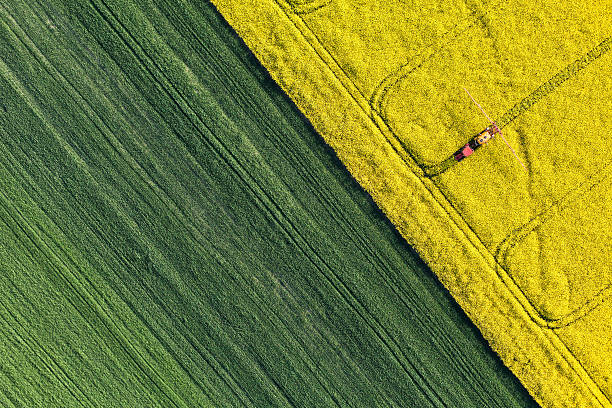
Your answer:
(0, 0), (538, 406)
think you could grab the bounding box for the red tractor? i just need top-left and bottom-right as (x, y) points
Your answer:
(454, 126), (497, 162)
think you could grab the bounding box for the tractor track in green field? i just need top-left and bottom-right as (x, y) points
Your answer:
(75, 3), (456, 404)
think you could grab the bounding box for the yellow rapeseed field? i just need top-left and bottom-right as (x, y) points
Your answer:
(211, 0), (612, 406)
